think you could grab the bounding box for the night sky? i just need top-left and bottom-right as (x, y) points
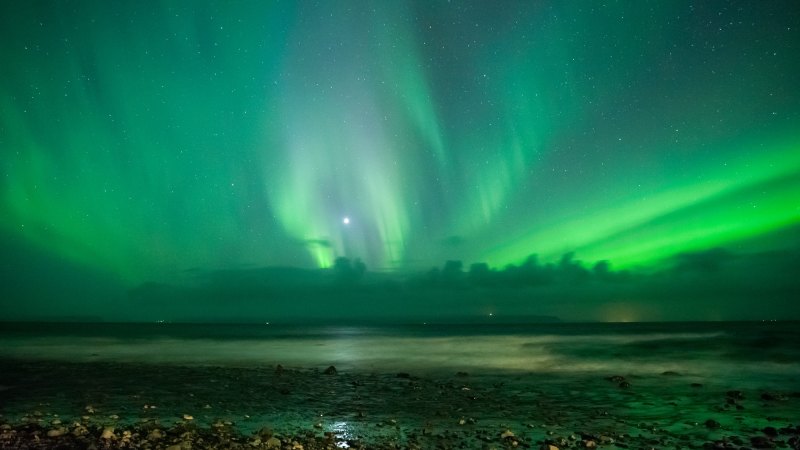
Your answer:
(1, 1), (799, 322)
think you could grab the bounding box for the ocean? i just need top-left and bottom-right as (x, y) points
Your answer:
(1, 321), (798, 448)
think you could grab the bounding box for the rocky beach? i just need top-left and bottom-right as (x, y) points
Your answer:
(1, 356), (798, 450)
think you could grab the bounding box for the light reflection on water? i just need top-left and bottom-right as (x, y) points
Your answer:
(330, 421), (352, 448)
(1, 323), (798, 386)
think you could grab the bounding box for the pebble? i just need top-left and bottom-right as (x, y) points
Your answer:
(726, 390), (745, 400)
(147, 429), (164, 441)
(100, 427), (115, 440)
(750, 436), (776, 448)
(599, 435), (614, 444)
(47, 428), (65, 437)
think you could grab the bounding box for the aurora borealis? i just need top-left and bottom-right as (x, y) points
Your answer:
(1, 1), (799, 321)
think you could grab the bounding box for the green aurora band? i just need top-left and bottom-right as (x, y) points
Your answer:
(1, 1), (798, 285)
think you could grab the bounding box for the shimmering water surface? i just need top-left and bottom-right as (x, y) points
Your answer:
(2, 321), (798, 378)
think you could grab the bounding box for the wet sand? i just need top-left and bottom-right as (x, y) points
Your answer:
(1, 359), (798, 449)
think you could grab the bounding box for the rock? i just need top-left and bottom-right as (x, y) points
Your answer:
(275, 364), (284, 375)
(726, 390), (744, 400)
(607, 375), (625, 383)
(396, 372), (411, 379)
(619, 381), (631, 389)
(100, 427), (115, 440)
(166, 442), (190, 450)
(761, 392), (787, 401)
(541, 445), (559, 450)
(257, 427), (274, 438)
(691, 383), (704, 388)
(500, 430), (515, 439)
(324, 365), (337, 375)
(456, 371), (469, 377)
(750, 436), (776, 448)
(584, 440), (597, 448)
(704, 419), (721, 429)
(763, 426), (778, 436)
(291, 441), (304, 450)
(147, 429), (164, 441)
(47, 428), (65, 437)
(183, 414), (194, 420)
(265, 436), (282, 449)
(661, 371), (680, 376)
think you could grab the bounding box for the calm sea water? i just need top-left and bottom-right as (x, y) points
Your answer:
(1, 321), (798, 385)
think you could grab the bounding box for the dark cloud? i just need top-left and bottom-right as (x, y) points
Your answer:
(120, 247), (800, 323)
(0, 233), (127, 321)
(670, 248), (736, 274)
(3, 228), (798, 323)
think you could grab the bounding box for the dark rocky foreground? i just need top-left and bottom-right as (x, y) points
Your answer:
(3, 418), (800, 450)
(1, 359), (799, 449)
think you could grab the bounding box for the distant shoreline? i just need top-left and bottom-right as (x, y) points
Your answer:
(4, 318), (800, 326)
